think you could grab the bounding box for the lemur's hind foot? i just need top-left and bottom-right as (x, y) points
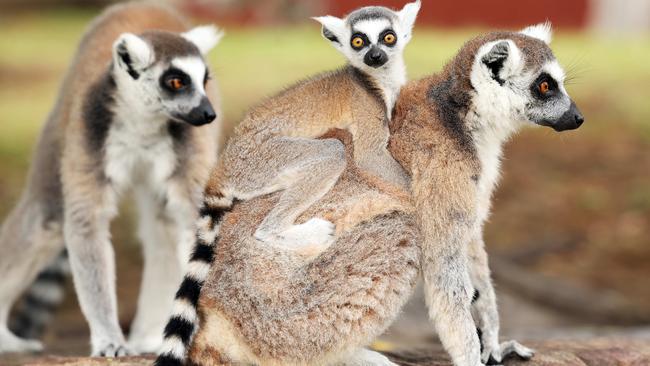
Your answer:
(482, 339), (534, 365)
(0, 327), (43, 353)
(338, 349), (398, 366)
(255, 217), (335, 259)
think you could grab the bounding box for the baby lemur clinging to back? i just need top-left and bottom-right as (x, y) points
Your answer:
(164, 24), (584, 366)
(203, 0), (420, 254)
(155, 2), (420, 365)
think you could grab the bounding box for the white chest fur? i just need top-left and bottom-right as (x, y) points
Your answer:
(367, 56), (407, 117)
(104, 115), (177, 194)
(468, 109), (517, 225)
(473, 133), (503, 224)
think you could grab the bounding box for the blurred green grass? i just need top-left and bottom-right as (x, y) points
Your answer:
(1, 8), (649, 161)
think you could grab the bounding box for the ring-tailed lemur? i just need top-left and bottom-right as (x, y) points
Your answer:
(389, 23), (583, 366)
(155, 2), (420, 365)
(183, 24), (583, 366)
(0, 2), (223, 356)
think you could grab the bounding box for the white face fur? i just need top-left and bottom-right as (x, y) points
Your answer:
(111, 25), (223, 126)
(313, 1), (420, 74)
(469, 23), (584, 134)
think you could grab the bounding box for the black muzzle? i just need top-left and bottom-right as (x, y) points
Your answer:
(550, 101), (584, 132)
(364, 46), (388, 68)
(179, 97), (216, 126)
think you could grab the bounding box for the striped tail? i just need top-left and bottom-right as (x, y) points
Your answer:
(10, 251), (70, 339)
(155, 196), (235, 366)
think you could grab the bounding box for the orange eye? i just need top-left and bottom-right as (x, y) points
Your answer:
(168, 78), (184, 91)
(539, 81), (550, 94)
(383, 33), (396, 45)
(351, 36), (365, 49)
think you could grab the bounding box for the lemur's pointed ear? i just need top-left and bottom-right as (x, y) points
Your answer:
(182, 25), (224, 55)
(312, 16), (346, 47)
(398, 0), (421, 42)
(480, 40), (522, 85)
(113, 33), (154, 80)
(520, 21), (553, 44)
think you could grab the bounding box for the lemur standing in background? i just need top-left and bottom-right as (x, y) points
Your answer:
(166, 24), (583, 366)
(156, 2), (420, 365)
(0, 2), (223, 356)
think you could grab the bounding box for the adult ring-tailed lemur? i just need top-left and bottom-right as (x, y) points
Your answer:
(0, 2), (223, 356)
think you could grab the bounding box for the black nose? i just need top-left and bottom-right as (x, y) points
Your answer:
(575, 110), (584, 127)
(551, 101), (584, 132)
(182, 97), (216, 126)
(364, 46), (388, 68)
(203, 109), (216, 124)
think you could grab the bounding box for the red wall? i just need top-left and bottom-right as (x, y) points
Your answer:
(326, 0), (590, 28)
(181, 0), (590, 28)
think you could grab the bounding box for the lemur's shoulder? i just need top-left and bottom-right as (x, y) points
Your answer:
(392, 76), (435, 119)
(389, 71), (478, 172)
(390, 74), (442, 142)
(388, 76), (438, 171)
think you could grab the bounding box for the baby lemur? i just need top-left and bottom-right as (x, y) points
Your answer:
(0, 2), (222, 356)
(204, 0), (420, 253)
(155, 2), (420, 365)
(165, 24), (584, 366)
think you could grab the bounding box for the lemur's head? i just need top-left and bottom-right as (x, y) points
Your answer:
(313, 1), (420, 71)
(457, 23), (584, 132)
(111, 26), (223, 126)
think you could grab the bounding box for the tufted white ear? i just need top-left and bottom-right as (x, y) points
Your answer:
(478, 40), (523, 85)
(520, 21), (553, 44)
(312, 15), (347, 48)
(398, 0), (421, 42)
(113, 33), (154, 79)
(182, 25), (224, 55)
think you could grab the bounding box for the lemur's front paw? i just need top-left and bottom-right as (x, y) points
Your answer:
(93, 341), (133, 357)
(482, 339), (534, 365)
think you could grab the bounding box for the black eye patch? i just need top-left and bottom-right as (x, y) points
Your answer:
(160, 67), (192, 93)
(350, 32), (370, 51)
(531, 72), (559, 99)
(379, 28), (397, 47)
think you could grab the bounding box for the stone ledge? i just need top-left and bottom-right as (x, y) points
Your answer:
(6, 338), (650, 366)
(386, 338), (650, 366)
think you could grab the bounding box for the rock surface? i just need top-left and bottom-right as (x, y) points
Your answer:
(5, 356), (152, 366)
(386, 338), (650, 365)
(5, 338), (649, 366)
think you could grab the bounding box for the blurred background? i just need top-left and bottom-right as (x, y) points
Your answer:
(0, 0), (649, 359)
